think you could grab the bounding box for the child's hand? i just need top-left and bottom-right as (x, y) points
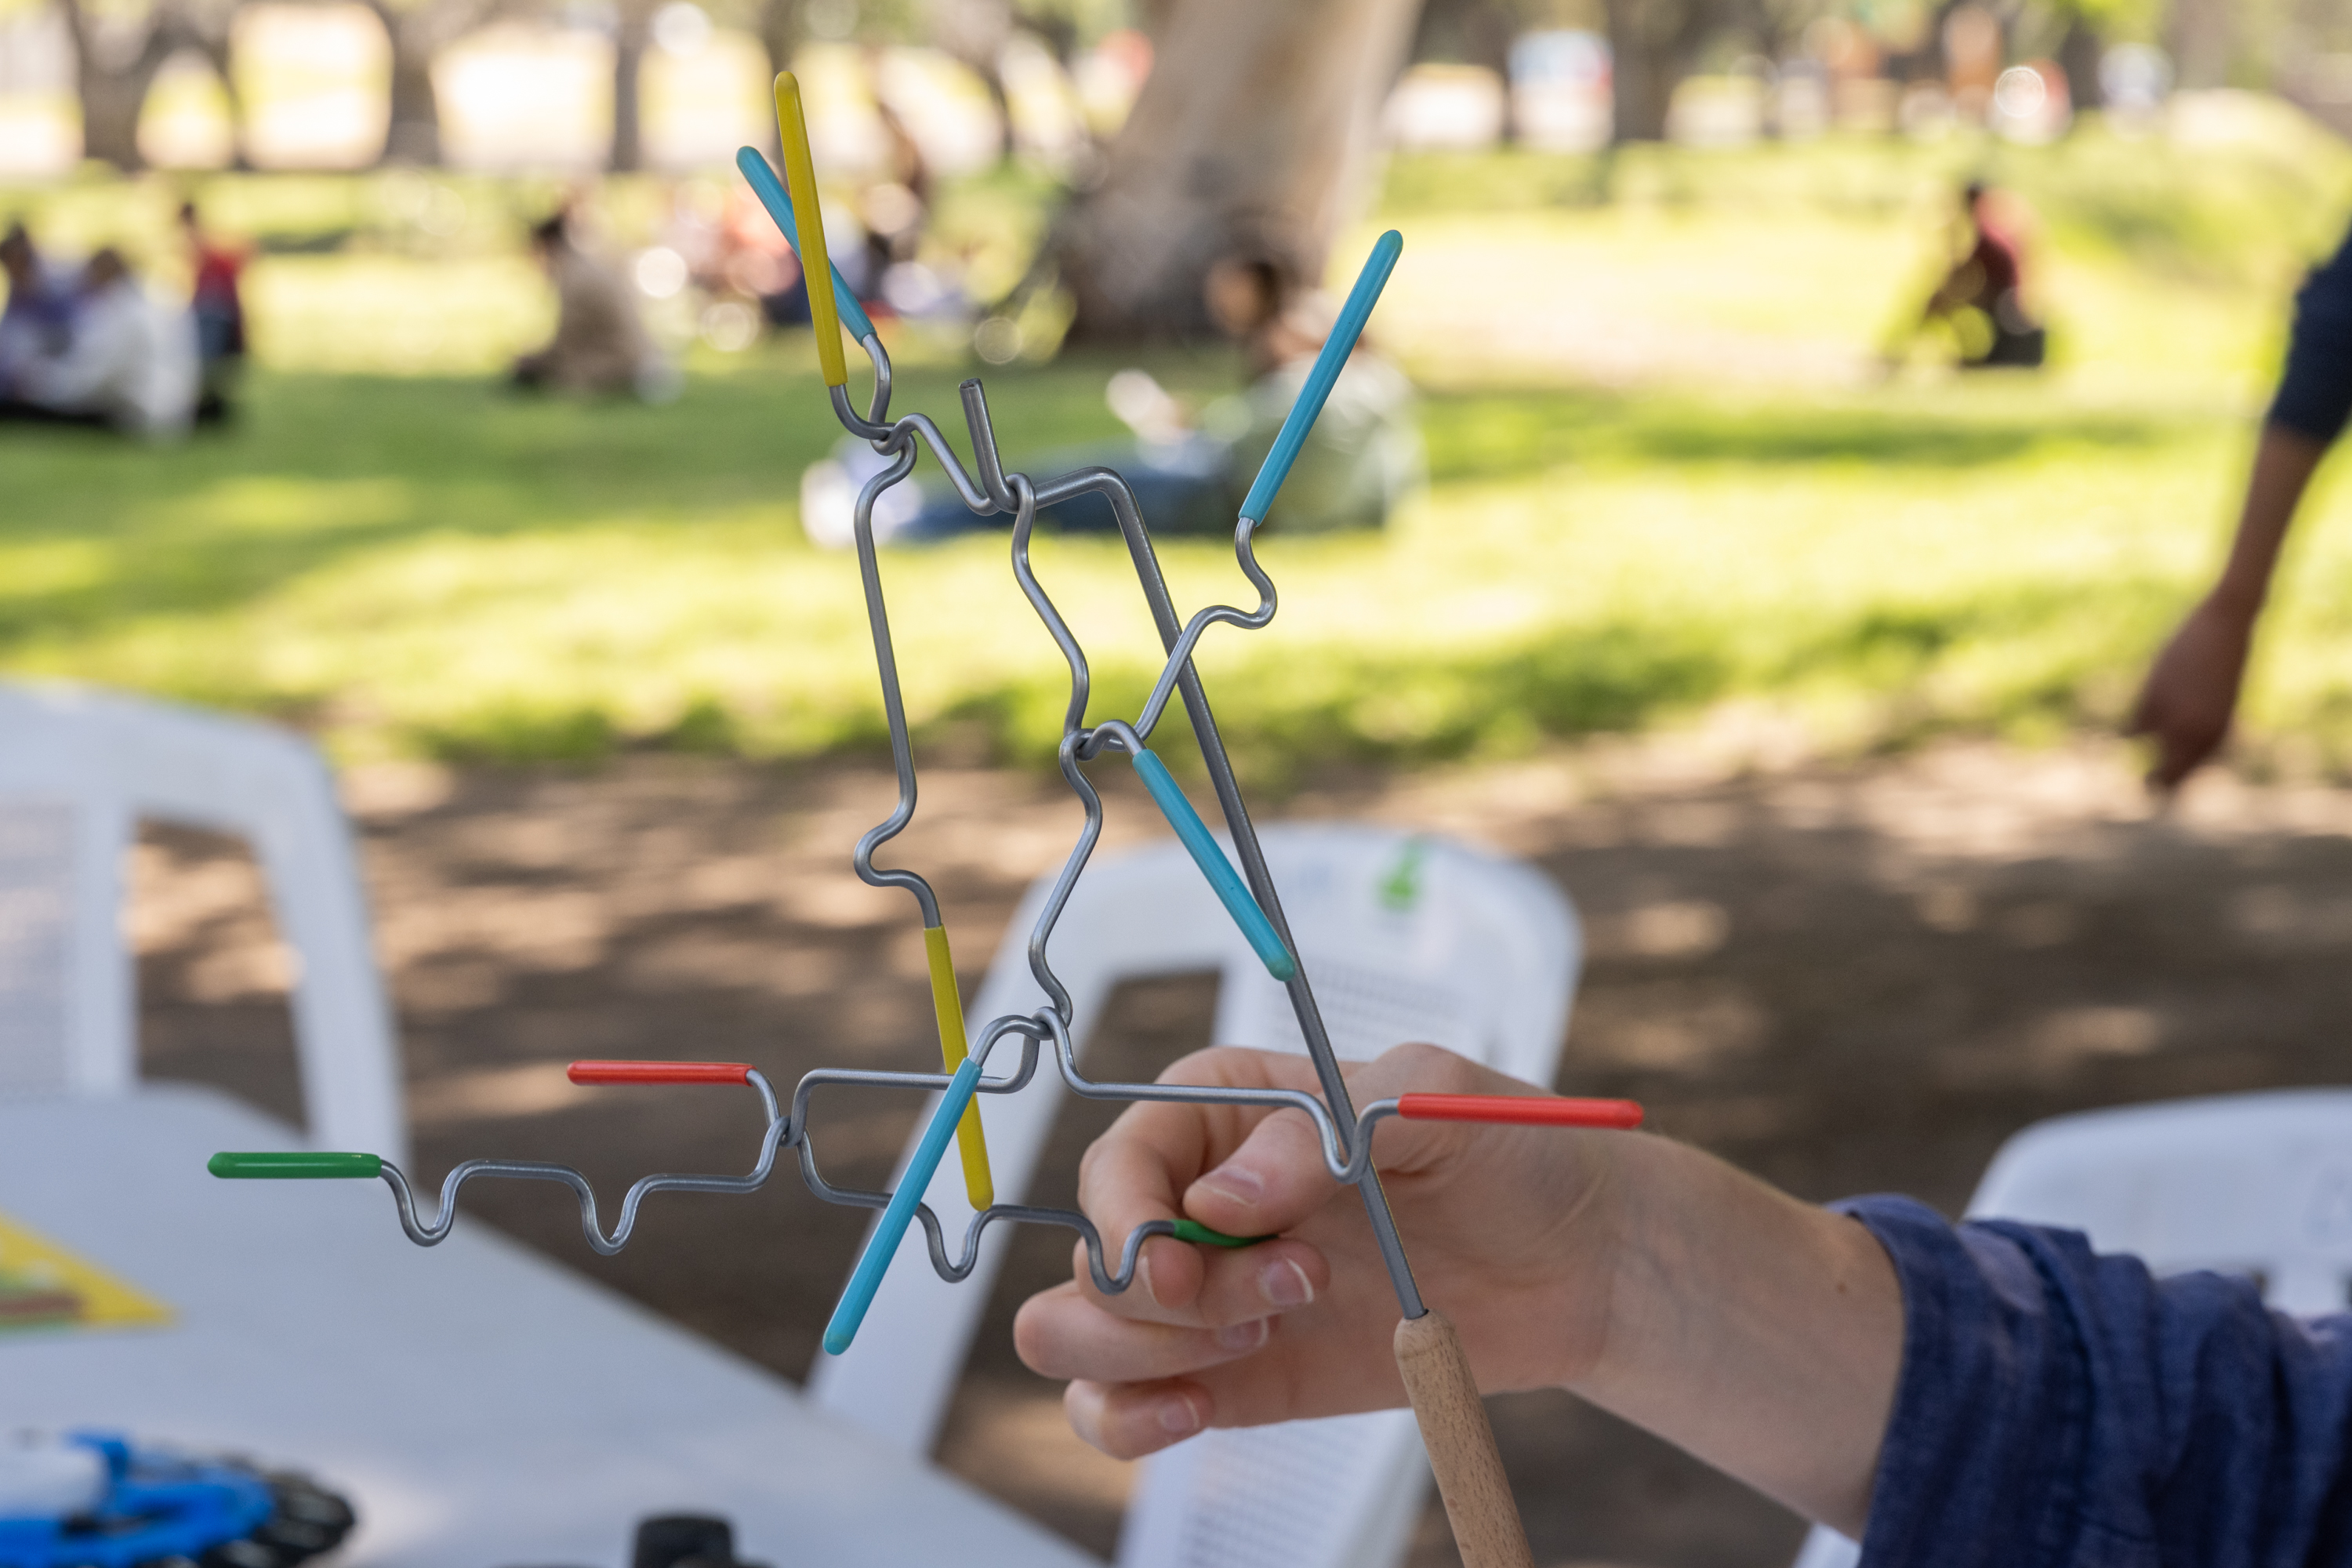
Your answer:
(1011, 1042), (1624, 1460)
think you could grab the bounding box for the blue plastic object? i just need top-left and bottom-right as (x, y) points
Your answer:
(0, 1433), (275, 1568)
(1128, 749), (1296, 982)
(824, 1056), (985, 1355)
(732, 146), (880, 344)
(1236, 229), (1404, 526)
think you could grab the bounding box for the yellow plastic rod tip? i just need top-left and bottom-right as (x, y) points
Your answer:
(772, 71), (848, 389)
(924, 924), (995, 1212)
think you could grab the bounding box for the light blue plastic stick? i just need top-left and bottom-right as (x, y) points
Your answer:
(1237, 229), (1404, 526)
(733, 146), (879, 344)
(1129, 748), (1296, 982)
(824, 1056), (983, 1355)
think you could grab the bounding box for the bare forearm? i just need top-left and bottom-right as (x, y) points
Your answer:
(1571, 1135), (1903, 1537)
(2212, 424), (2328, 617)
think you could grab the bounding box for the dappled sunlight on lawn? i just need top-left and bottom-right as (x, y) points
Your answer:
(5, 129), (2352, 773)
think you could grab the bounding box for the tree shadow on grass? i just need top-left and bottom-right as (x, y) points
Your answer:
(0, 360), (1137, 653)
(1191, 573), (2174, 777)
(1425, 386), (2185, 485)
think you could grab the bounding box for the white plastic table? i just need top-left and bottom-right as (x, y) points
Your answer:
(0, 1084), (1095, 1568)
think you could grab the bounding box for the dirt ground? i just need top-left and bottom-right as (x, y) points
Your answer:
(132, 735), (2352, 1568)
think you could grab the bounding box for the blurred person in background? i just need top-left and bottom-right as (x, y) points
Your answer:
(1, 247), (196, 437)
(757, 95), (927, 336)
(799, 248), (1421, 547)
(180, 201), (246, 424)
(2130, 221), (2352, 789)
(511, 211), (674, 401)
(0, 222), (78, 403)
(1893, 180), (2045, 371)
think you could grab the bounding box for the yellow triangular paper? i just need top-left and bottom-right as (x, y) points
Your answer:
(0, 1208), (172, 1334)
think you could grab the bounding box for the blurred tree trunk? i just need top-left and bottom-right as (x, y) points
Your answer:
(368, 0), (501, 164)
(1600, 0), (1715, 142)
(611, 1), (648, 171)
(188, 34), (249, 167)
(57, 0), (183, 169)
(1410, 0), (1519, 140)
(927, 0), (1015, 160)
(2056, 17), (2102, 111)
(180, 0), (248, 168)
(2165, 0), (2231, 88)
(1049, 0), (1422, 343)
(757, 0), (800, 148)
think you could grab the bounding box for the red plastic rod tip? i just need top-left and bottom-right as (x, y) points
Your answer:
(567, 1061), (754, 1086)
(1396, 1093), (1643, 1130)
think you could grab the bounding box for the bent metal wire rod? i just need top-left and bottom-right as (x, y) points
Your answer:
(205, 1047), (1640, 1276)
(209, 67), (1646, 1389)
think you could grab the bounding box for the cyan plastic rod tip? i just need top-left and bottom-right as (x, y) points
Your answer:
(731, 146), (878, 344)
(1127, 749), (1295, 982)
(822, 1057), (985, 1356)
(1237, 229), (1405, 526)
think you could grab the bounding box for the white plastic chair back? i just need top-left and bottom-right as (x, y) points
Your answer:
(1793, 1088), (2352, 1568)
(811, 823), (1581, 1568)
(0, 681), (405, 1163)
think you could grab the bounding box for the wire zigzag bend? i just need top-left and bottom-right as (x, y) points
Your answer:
(361, 1015), (1406, 1288)
(350, 323), (1342, 1294)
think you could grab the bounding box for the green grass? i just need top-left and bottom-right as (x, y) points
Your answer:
(8, 118), (2352, 780)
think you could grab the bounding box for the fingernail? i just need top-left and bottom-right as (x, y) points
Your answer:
(1198, 1161), (1265, 1207)
(1137, 1249), (1160, 1308)
(1214, 1318), (1270, 1352)
(1156, 1393), (1203, 1436)
(1259, 1258), (1314, 1309)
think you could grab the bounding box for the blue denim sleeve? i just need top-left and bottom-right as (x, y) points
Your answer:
(2270, 223), (2352, 445)
(1832, 1195), (2352, 1567)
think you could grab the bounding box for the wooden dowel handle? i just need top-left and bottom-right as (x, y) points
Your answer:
(1394, 1308), (1534, 1568)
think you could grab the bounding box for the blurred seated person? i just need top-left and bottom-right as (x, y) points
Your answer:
(512, 211), (673, 401)
(181, 201), (246, 424)
(2131, 216), (2352, 788)
(2, 247), (197, 436)
(799, 249), (1421, 548)
(1900, 180), (2045, 371)
(755, 107), (923, 336)
(0, 222), (78, 401)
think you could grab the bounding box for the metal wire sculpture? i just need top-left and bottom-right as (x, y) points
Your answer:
(209, 74), (1646, 1568)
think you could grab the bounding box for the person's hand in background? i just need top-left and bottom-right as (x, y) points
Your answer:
(2128, 424), (2328, 793)
(2129, 592), (2257, 789)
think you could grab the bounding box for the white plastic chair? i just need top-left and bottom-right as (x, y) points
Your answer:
(811, 823), (1582, 1568)
(0, 681), (405, 1161)
(0, 681), (1087, 1563)
(1793, 1087), (2352, 1568)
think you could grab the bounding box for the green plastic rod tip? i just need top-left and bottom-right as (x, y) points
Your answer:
(209, 1151), (383, 1179)
(1171, 1218), (1275, 1248)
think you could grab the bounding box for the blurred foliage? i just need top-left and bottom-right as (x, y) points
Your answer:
(6, 120), (2352, 782)
(1378, 99), (2352, 285)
